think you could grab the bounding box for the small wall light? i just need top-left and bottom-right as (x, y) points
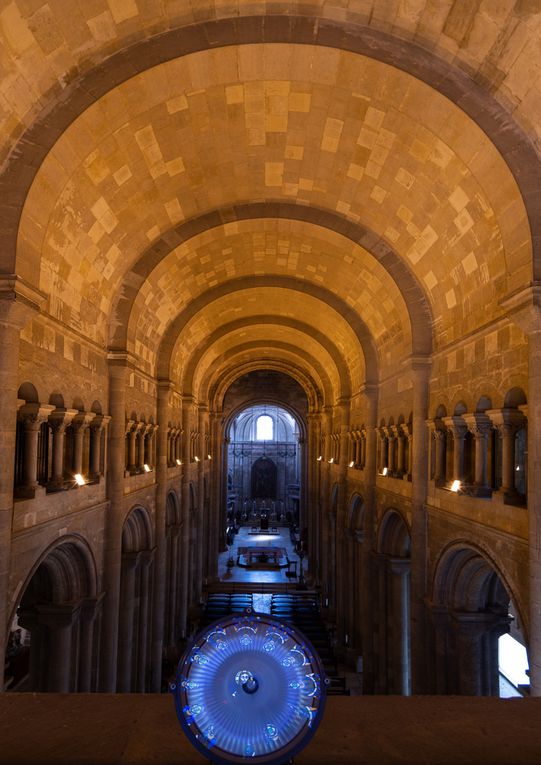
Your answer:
(382, 466), (388, 476)
(194, 456), (200, 462)
(349, 460), (354, 468)
(143, 463), (151, 473)
(207, 454), (212, 460)
(451, 479), (461, 492)
(74, 473), (86, 486)
(317, 455), (323, 462)
(328, 457), (334, 464)
(176, 458), (182, 466)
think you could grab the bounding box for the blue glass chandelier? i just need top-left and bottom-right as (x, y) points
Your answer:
(170, 609), (327, 764)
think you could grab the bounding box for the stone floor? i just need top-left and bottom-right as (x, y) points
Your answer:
(217, 526), (307, 584)
(1, 694), (541, 764)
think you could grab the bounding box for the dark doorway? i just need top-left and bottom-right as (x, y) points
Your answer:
(251, 457), (277, 499)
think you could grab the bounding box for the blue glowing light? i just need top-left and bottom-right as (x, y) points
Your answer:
(171, 611), (327, 764)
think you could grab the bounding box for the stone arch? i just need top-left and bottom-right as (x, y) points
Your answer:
(190, 337), (342, 404)
(223, 398), (307, 446)
(118, 505), (155, 693)
(375, 509), (412, 695)
(431, 542), (520, 696)
(378, 509), (411, 557)
(6, 16), (538, 290)
(504, 387), (528, 408)
(166, 491), (181, 527)
(17, 382), (39, 404)
(179, 314), (356, 399)
(347, 493), (365, 532)
(433, 543), (515, 618)
(156, 274), (380, 385)
(7, 535), (99, 693)
(208, 354), (326, 414)
(121, 505), (153, 553)
(113, 203), (430, 361)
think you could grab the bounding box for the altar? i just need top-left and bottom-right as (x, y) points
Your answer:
(237, 546), (289, 569)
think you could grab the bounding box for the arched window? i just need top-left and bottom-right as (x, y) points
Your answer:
(256, 415), (273, 441)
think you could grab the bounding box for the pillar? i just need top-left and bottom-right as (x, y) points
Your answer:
(410, 356), (431, 694)
(79, 596), (102, 692)
(136, 550), (153, 692)
(443, 416), (468, 483)
(39, 603), (79, 692)
(117, 552), (138, 693)
(500, 287), (541, 693)
(151, 379), (171, 691)
(17, 403), (54, 494)
(127, 422), (138, 474)
(72, 412), (96, 476)
(89, 415), (110, 479)
(100, 354), (130, 691)
(463, 414), (492, 496)
(360, 383), (378, 692)
(0, 280), (43, 691)
(388, 557), (411, 695)
(48, 409), (78, 488)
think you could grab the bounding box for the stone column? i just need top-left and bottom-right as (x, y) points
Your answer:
(136, 549), (154, 693)
(487, 408), (526, 499)
(39, 603), (79, 692)
(126, 421), (138, 474)
(360, 383), (378, 692)
(433, 425), (446, 484)
(453, 611), (510, 696)
(167, 526), (181, 645)
(47, 409), (78, 488)
(388, 557), (411, 695)
(89, 415), (110, 479)
(17, 403), (54, 494)
(117, 552), (138, 693)
(179, 397), (194, 636)
(410, 356), (431, 694)
(151, 380), (171, 691)
(443, 416), (468, 483)
(463, 414), (492, 496)
(100, 354), (130, 691)
(71, 412), (96, 476)
(500, 287), (541, 694)
(0, 280), (44, 689)
(78, 596), (102, 692)
(353, 529), (364, 652)
(137, 424), (147, 471)
(395, 425), (405, 478)
(208, 410), (221, 576)
(307, 412), (321, 581)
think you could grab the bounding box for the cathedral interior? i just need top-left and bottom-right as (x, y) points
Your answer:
(2, 1), (541, 761)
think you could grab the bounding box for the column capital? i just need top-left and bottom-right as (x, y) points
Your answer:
(48, 408), (79, 432)
(499, 283), (541, 335)
(387, 556), (411, 575)
(404, 354), (432, 373)
(0, 275), (46, 328)
(106, 349), (137, 368)
(354, 529), (364, 544)
(462, 413), (492, 438)
(71, 412), (97, 431)
(442, 415), (468, 439)
(90, 414), (111, 432)
(18, 402), (55, 427)
(486, 407), (526, 433)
